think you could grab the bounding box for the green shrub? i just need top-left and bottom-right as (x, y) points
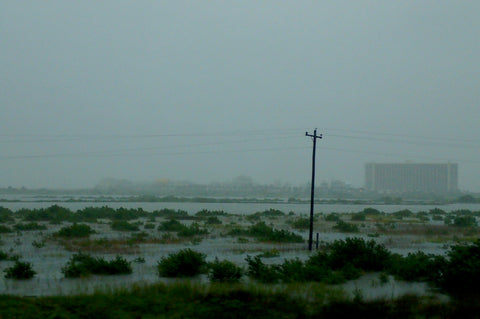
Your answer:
(144, 223), (155, 229)
(55, 223), (95, 238)
(0, 207), (14, 223)
(290, 217), (310, 229)
(13, 222), (47, 231)
(453, 215), (477, 227)
(0, 225), (12, 233)
(327, 237), (391, 272)
(195, 209), (227, 217)
(157, 249), (206, 277)
(333, 220), (359, 233)
(362, 207), (382, 215)
(388, 251), (445, 282)
(256, 209), (285, 217)
(245, 255), (281, 283)
(392, 209), (413, 219)
(0, 250), (9, 260)
(325, 213), (340, 221)
(32, 239), (46, 248)
(177, 223), (209, 237)
(258, 249), (280, 258)
(208, 258), (243, 283)
(351, 213), (366, 221)
(62, 253), (132, 278)
(152, 209), (189, 219)
(158, 219), (185, 232)
(280, 258), (308, 283)
(21, 205), (73, 223)
(4, 261), (36, 279)
(205, 216), (222, 225)
(111, 220), (140, 231)
(229, 222), (303, 243)
(441, 240), (480, 295)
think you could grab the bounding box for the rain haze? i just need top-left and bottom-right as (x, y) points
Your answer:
(1, 1), (479, 191)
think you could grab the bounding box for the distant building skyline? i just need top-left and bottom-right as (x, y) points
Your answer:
(365, 163), (458, 194)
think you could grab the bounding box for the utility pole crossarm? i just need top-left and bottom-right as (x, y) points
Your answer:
(305, 128), (322, 251)
(305, 131), (323, 139)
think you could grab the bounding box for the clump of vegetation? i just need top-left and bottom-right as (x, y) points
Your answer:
(178, 223), (209, 238)
(245, 255), (281, 283)
(389, 251), (445, 282)
(13, 222), (47, 231)
(62, 252), (132, 278)
(350, 212), (366, 221)
(157, 249), (207, 277)
(32, 239), (46, 248)
(258, 249), (280, 258)
(195, 209), (228, 217)
(289, 217), (310, 229)
(20, 205), (73, 223)
(204, 216), (222, 225)
(362, 207), (383, 216)
(324, 213), (340, 221)
(440, 240), (480, 295)
(111, 220), (140, 231)
(452, 215), (477, 227)
(0, 225), (12, 233)
(208, 258), (243, 283)
(245, 238), (392, 285)
(246, 209), (285, 221)
(256, 209), (285, 217)
(144, 223), (155, 229)
(54, 223), (95, 238)
(158, 219), (185, 231)
(333, 220), (359, 233)
(0, 207), (14, 223)
(4, 261), (36, 279)
(152, 208), (190, 219)
(392, 209), (413, 219)
(228, 222), (303, 243)
(0, 249), (10, 260)
(327, 237), (391, 272)
(158, 220), (208, 237)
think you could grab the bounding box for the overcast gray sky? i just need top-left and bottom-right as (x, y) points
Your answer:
(1, 1), (479, 191)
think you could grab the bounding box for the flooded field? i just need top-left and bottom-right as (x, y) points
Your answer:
(1, 203), (478, 298)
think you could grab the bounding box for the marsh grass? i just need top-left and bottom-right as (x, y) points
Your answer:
(0, 281), (472, 318)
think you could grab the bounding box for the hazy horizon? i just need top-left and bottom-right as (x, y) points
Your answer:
(1, 2), (479, 191)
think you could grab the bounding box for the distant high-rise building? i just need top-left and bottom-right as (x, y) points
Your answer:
(365, 163), (458, 193)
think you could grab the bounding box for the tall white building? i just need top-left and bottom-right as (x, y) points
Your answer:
(365, 163), (458, 193)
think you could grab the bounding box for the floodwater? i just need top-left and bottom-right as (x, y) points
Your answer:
(0, 201), (472, 298)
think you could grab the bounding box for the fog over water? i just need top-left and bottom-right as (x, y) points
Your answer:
(1, 2), (479, 191)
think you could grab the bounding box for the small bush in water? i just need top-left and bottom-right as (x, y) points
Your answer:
(157, 249), (206, 277)
(208, 258), (243, 283)
(4, 261), (36, 279)
(62, 252), (132, 277)
(54, 223), (95, 238)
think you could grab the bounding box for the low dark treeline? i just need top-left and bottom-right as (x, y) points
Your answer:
(1, 205), (480, 223)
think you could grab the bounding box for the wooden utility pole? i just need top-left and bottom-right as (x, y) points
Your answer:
(305, 129), (322, 251)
